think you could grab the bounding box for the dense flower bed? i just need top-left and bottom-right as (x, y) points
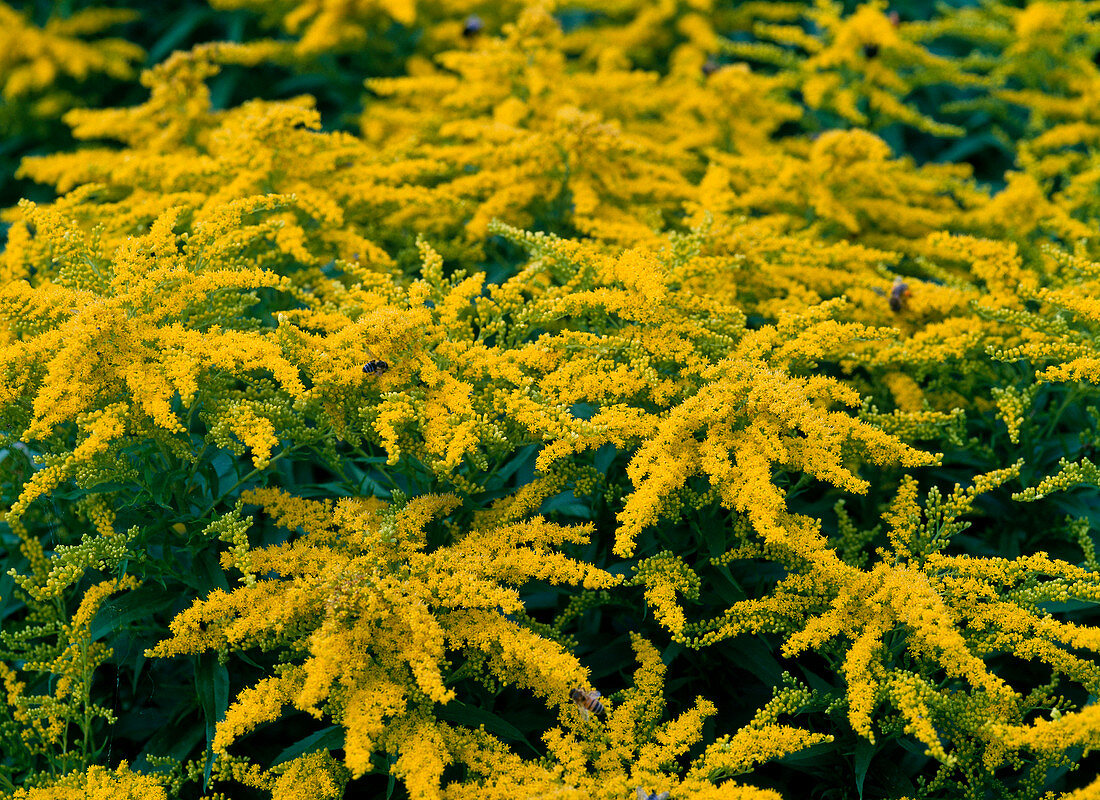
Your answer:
(2, 1), (1100, 798)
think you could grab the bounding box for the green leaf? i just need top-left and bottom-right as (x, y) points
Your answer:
(494, 444), (538, 484)
(937, 132), (1005, 163)
(438, 702), (540, 756)
(540, 491), (590, 518)
(895, 737), (931, 757)
(709, 565), (747, 605)
(721, 637), (783, 686)
(797, 662), (836, 695)
(586, 634), (635, 679)
(183, 549), (231, 595)
(89, 585), (177, 641)
(569, 402), (596, 420)
(1040, 599), (1100, 613)
(272, 725), (344, 766)
(661, 641), (683, 665)
(147, 8), (214, 63)
(854, 739), (875, 799)
(0, 551), (23, 622)
(59, 480), (134, 498)
(777, 738), (839, 767)
(593, 443), (617, 474)
(358, 473), (390, 497)
(211, 451), (238, 492)
(195, 652), (230, 789)
(134, 719), (205, 773)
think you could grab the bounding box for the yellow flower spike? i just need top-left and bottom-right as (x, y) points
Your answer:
(9, 763), (168, 800)
(146, 487), (616, 789)
(629, 551), (701, 637)
(389, 719), (452, 800)
(207, 0), (416, 59)
(617, 336), (934, 558)
(0, 5), (143, 136)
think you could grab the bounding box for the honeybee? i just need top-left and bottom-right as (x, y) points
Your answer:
(888, 276), (911, 312)
(570, 687), (604, 720)
(462, 14), (484, 38)
(362, 359), (389, 375)
(637, 789), (670, 800)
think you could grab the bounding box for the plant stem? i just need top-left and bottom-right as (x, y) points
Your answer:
(200, 443), (301, 517)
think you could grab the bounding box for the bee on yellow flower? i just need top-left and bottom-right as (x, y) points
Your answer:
(570, 687), (604, 719)
(462, 15), (484, 38)
(889, 276), (911, 312)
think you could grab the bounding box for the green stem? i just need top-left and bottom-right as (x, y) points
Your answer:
(154, 438), (187, 509)
(200, 444), (300, 518)
(351, 444), (403, 493)
(81, 637), (92, 762)
(186, 441), (210, 503)
(1039, 386), (1077, 443)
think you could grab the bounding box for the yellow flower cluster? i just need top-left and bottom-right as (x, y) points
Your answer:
(10, 763), (165, 800)
(0, 4), (142, 132)
(440, 635), (811, 800)
(148, 489), (615, 783)
(210, 0), (416, 56)
(725, 0), (973, 137)
(0, 572), (140, 781)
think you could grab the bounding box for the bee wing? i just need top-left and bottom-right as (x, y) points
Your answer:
(591, 690), (601, 698)
(636, 789), (650, 800)
(654, 794), (670, 800)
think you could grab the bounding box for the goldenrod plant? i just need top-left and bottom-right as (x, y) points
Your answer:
(3, 1), (1100, 799)
(0, 4), (142, 130)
